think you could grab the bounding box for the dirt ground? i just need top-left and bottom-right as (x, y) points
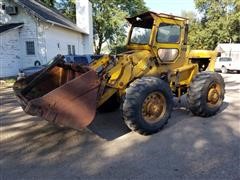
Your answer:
(0, 73), (239, 180)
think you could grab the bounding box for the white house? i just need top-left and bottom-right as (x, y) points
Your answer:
(0, 0), (93, 77)
(215, 43), (240, 61)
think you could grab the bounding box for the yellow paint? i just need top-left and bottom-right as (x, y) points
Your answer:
(89, 12), (218, 105)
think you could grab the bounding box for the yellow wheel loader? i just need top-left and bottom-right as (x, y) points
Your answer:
(13, 12), (225, 135)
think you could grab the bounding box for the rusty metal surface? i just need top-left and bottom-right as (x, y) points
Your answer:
(14, 65), (100, 129)
(21, 55), (65, 96)
(30, 70), (99, 129)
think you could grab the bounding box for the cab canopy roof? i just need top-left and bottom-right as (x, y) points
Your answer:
(126, 11), (188, 27)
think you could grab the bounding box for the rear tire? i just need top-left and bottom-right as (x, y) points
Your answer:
(122, 77), (173, 135)
(187, 72), (225, 117)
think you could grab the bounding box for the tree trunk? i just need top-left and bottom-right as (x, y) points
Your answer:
(94, 36), (103, 55)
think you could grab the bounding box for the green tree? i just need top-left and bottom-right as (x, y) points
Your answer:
(190, 0), (240, 49)
(181, 10), (197, 23)
(40, 0), (76, 22)
(57, 0), (76, 22)
(181, 11), (204, 49)
(91, 0), (148, 54)
(40, 0), (55, 8)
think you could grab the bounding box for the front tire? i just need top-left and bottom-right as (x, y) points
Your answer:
(122, 77), (173, 135)
(187, 72), (225, 117)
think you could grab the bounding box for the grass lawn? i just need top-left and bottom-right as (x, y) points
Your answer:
(0, 77), (17, 88)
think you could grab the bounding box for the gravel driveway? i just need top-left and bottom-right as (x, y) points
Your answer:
(0, 73), (239, 180)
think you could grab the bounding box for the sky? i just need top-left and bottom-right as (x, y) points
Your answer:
(144, 0), (197, 16)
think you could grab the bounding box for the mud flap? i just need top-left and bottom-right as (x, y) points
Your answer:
(15, 69), (100, 129)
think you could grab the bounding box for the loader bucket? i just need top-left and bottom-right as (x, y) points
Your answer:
(13, 55), (100, 129)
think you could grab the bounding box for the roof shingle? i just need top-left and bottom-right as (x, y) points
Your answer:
(15, 0), (85, 33)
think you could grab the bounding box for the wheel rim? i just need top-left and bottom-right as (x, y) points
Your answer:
(207, 82), (222, 107)
(141, 92), (166, 124)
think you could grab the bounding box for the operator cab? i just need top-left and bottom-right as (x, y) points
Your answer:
(126, 11), (189, 63)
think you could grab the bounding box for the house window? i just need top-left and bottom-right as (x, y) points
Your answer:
(26, 41), (35, 55)
(68, 45), (71, 55)
(72, 45), (75, 55)
(67, 44), (76, 55)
